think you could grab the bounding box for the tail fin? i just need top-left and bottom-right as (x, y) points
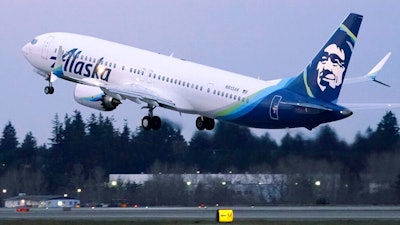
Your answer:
(287, 13), (363, 103)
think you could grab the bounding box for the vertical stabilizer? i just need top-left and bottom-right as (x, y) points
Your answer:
(287, 13), (363, 103)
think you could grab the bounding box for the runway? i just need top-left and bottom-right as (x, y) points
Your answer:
(0, 206), (399, 221)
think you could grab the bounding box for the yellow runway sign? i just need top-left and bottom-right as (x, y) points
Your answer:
(216, 209), (234, 223)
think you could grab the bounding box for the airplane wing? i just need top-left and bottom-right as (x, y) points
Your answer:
(345, 52), (391, 87)
(79, 76), (177, 108)
(102, 83), (176, 108)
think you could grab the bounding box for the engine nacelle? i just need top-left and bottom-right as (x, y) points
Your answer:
(74, 84), (121, 111)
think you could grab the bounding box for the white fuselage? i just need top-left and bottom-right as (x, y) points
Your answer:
(21, 14), (372, 130)
(22, 32), (280, 119)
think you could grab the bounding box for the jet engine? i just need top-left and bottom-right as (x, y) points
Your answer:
(74, 84), (121, 111)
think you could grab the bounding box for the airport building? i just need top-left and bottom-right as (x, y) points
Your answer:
(109, 173), (286, 203)
(4, 193), (80, 208)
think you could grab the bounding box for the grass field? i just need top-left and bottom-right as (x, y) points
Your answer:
(1, 220), (400, 225)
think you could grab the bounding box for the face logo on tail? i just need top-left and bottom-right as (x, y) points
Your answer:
(305, 31), (353, 103)
(287, 13), (361, 103)
(316, 44), (346, 91)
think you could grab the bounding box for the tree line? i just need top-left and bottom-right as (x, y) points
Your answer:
(0, 110), (399, 205)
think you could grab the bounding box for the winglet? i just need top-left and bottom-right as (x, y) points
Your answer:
(366, 52), (391, 87)
(50, 46), (64, 82)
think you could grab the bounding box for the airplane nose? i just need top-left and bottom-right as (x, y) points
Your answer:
(22, 43), (30, 56)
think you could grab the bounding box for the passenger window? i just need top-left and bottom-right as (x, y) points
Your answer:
(213, 90), (216, 94)
(195, 85), (198, 90)
(85, 56), (88, 61)
(166, 78), (169, 82)
(122, 66), (125, 70)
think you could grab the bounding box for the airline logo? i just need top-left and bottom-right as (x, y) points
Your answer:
(50, 48), (112, 81)
(303, 21), (358, 103)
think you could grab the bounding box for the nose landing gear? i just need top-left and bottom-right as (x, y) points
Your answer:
(44, 85), (54, 94)
(44, 72), (55, 94)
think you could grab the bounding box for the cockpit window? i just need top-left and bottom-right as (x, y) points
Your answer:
(30, 38), (38, 45)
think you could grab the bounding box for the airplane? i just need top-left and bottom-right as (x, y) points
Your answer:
(22, 13), (392, 131)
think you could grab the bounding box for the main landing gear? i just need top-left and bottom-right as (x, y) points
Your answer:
(141, 104), (215, 131)
(141, 105), (161, 130)
(195, 116), (215, 130)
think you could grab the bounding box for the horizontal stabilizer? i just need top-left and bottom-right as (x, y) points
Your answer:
(342, 103), (400, 110)
(281, 101), (333, 112)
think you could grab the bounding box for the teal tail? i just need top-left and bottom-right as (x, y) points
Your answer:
(287, 13), (363, 103)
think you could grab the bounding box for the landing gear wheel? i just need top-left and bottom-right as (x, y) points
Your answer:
(142, 116), (162, 130)
(152, 116), (161, 130)
(44, 86), (54, 95)
(196, 116), (215, 130)
(142, 116), (152, 130)
(205, 118), (215, 130)
(141, 104), (162, 130)
(196, 117), (205, 130)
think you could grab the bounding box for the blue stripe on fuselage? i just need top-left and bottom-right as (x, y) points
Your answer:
(216, 77), (294, 120)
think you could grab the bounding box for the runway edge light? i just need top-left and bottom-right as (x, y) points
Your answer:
(216, 209), (234, 223)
